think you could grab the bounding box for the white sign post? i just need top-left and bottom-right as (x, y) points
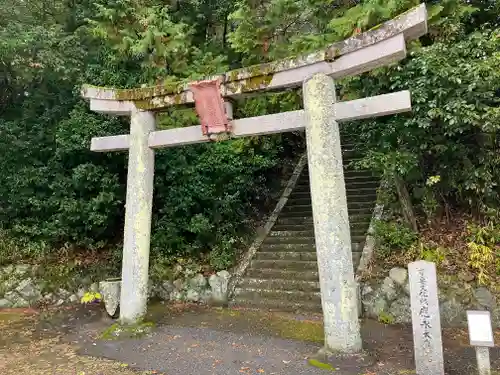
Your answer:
(467, 310), (495, 375)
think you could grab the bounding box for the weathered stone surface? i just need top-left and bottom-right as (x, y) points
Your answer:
(474, 287), (495, 309)
(440, 298), (466, 326)
(189, 274), (207, 290)
(408, 260), (444, 375)
(57, 288), (71, 299)
(118, 109), (156, 324)
(173, 279), (185, 291)
(361, 285), (373, 296)
(43, 293), (55, 303)
(55, 299), (65, 306)
(16, 278), (42, 302)
(0, 298), (12, 308)
(389, 297), (411, 324)
(156, 281), (174, 301)
(77, 288), (86, 299)
(69, 294), (79, 303)
(99, 280), (121, 317)
(363, 290), (387, 317)
(381, 277), (398, 302)
(5, 290), (29, 307)
(89, 282), (99, 293)
(186, 289), (200, 302)
(12, 297), (29, 308)
(389, 267), (408, 286)
(170, 290), (184, 301)
(209, 271), (231, 305)
(199, 289), (212, 303)
(4, 291), (18, 302)
(303, 73), (361, 353)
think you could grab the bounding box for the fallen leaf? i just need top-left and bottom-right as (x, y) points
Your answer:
(257, 369), (265, 373)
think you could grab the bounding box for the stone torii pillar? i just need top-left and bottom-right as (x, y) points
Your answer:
(81, 4), (428, 352)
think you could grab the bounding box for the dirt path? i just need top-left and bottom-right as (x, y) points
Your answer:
(0, 304), (499, 375)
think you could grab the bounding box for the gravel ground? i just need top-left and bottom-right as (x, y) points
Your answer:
(0, 304), (499, 375)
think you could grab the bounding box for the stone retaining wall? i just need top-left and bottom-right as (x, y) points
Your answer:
(361, 267), (500, 327)
(0, 264), (231, 308)
(1, 263), (497, 329)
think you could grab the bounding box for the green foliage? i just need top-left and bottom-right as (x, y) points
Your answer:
(413, 242), (448, 265)
(0, 0), (499, 274)
(373, 220), (419, 258)
(465, 221), (500, 284)
(349, 27), (500, 217)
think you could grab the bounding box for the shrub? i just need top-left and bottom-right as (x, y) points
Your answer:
(373, 220), (419, 258)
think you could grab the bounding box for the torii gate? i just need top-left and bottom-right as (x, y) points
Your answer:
(82, 4), (427, 353)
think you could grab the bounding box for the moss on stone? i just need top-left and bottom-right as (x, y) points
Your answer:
(100, 321), (155, 340)
(307, 358), (336, 371)
(226, 74), (274, 94)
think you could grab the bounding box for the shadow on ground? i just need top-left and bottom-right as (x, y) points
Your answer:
(0, 303), (499, 375)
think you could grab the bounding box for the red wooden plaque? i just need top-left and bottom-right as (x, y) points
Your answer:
(189, 79), (231, 136)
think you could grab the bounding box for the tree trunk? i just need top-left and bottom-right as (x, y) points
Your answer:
(394, 175), (418, 231)
(222, 14), (228, 48)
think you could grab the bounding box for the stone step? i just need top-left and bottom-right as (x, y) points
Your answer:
(255, 251), (317, 261)
(293, 183), (378, 194)
(285, 197), (376, 208)
(268, 228), (368, 237)
(262, 235), (367, 248)
(275, 213), (373, 225)
(278, 208), (373, 219)
(259, 243), (315, 251)
(234, 287), (322, 303)
(291, 185), (379, 194)
(287, 191), (377, 202)
(271, 223), (370, 233)
(296, 176), (377, 187)
(296, 173), (377, 184)
(269, 230), (315, 237)
(263, 236), (315, 244)
(245, 268), (319, 281)
(250, 259), (319, 271)
(281, 204), (375, 214)
(230, 297), (322, 313)
(240, 278), (320, 292)
(277, 212), (372, 222)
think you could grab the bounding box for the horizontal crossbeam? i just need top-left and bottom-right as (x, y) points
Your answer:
(81, 3), (427, 112)
(91, 90), (411, 152)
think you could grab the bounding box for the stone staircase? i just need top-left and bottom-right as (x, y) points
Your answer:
(231, 144), (379, 312)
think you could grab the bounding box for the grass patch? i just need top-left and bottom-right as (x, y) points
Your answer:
(100, 321), (155, 340)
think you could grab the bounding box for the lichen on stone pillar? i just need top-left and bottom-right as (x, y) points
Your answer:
(303, 73), (362, 353)
(119, 108), (156, 324)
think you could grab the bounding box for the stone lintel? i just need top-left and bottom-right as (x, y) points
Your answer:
(89, 98), (135, 115)
(325, 3), (427, 59)
(91, 91), (411, 152)
(81, 4), (426, 108)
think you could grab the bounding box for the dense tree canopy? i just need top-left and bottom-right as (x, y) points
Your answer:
(0, 0), (498, 269)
